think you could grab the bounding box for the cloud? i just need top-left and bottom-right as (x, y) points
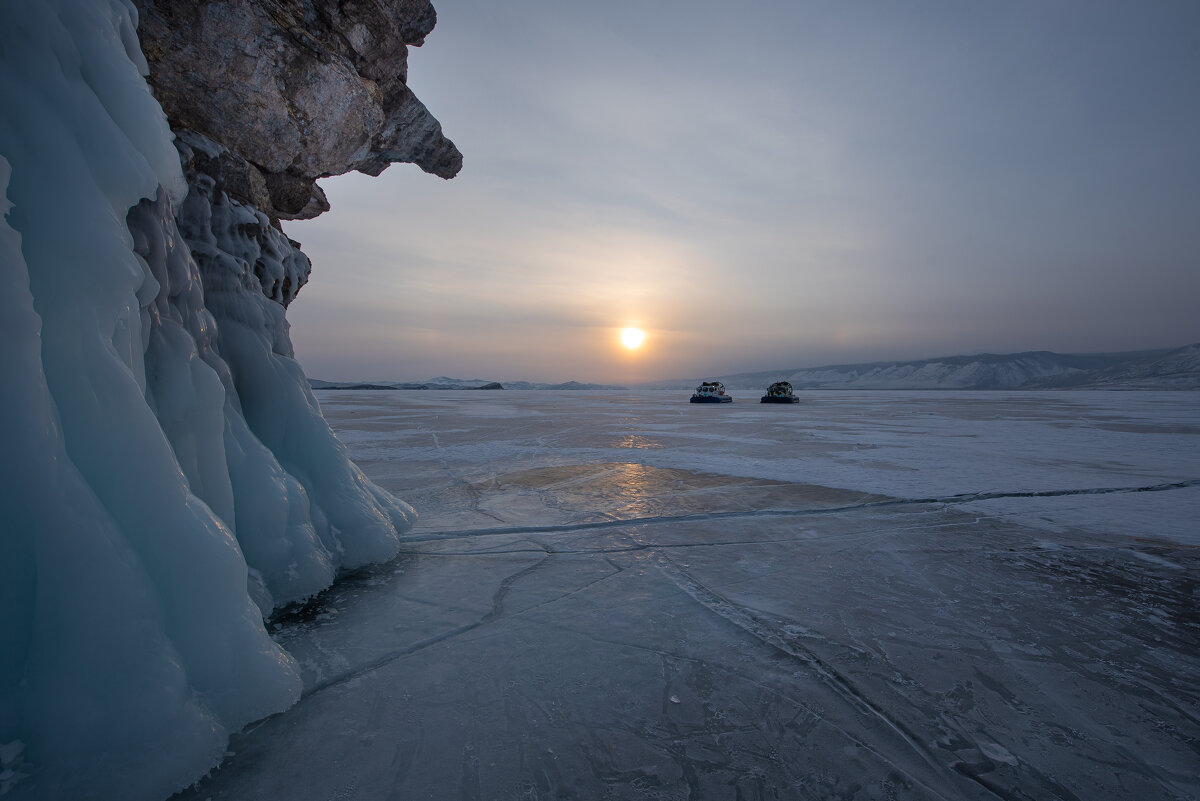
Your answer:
(287, 0), (1200, 382)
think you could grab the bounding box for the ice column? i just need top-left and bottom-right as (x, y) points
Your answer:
(0, 0), (415, 797)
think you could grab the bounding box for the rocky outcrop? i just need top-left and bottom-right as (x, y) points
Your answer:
(115, 0), (458, 616)
(133, 0), (462, 220)
(2, 1), (453, 798)
(125, 0), (454, 601)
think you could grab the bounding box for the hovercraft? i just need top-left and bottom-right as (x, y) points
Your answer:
(760, 381), (799, 403)
(690, 381), (733, 403)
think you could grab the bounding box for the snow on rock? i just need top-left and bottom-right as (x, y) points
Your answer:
(0, 0), (424, 797)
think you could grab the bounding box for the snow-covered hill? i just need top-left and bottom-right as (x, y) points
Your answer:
(1066, 344), (1200, 389)
(659, 345), (1200, 391)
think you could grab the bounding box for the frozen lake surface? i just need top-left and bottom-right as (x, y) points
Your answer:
(177, 390), (1200, 800)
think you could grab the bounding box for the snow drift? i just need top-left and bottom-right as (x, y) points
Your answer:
(0, 0), (448, 797)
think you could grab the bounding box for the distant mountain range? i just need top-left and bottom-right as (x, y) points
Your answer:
(307, 377), (626, 391)
(664, 344), (1200, 391)
(310, 344), (1200, 393)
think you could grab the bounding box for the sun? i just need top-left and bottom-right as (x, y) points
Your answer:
(620, 327), (645, 349)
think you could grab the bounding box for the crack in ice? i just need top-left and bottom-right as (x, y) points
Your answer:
(401, 478), (1200, 544)
(300, 556), (551, 699)
(648, 551), (970, 801)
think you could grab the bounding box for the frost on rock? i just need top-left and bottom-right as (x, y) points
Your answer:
(0, 0), (415, 798)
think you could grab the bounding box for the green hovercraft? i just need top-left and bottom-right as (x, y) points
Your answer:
(760, 381), (799, 403)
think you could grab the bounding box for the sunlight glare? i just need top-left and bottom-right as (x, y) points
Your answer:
(620, 327), (645, 349)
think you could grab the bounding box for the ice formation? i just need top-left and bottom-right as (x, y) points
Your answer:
(0, 0), (429, 797)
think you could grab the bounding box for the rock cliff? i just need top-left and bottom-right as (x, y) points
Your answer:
(0, 1), (459, 798)
(133, 0), (462, 220)
(115, 0), (461, 615)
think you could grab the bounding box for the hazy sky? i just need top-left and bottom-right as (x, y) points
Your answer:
(285, 0), (1200, 383)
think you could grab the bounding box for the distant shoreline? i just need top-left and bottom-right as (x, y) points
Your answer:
(311, 343), (1200, 392)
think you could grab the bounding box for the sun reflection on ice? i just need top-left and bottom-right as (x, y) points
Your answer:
(612, 434), (664, 450)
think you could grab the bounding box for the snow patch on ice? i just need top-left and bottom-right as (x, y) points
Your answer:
(976, 740), (1019, 767)
(1127, 550), (1184, 570)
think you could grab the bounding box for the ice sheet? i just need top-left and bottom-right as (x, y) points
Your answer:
(176, 390), (1200, 801)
